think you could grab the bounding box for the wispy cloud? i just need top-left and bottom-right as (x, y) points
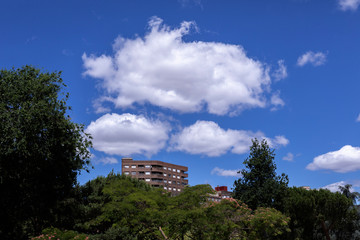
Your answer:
(297, 51), (327, 67)
(338, 0), (360, 11)
(283, 152), (294, 161)
(211, 167), (241, 177)
(272, 60), (288, 81)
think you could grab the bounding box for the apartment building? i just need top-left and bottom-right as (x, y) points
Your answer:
(121, 158), (188, 193)
(208, 186), (233, 202)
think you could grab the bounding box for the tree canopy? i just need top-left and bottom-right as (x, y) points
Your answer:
(0, 66), (92, 239)
(233, 138), (289, 210)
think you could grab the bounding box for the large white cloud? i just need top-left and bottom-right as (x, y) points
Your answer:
(297, 51), (327, 67)
(169, 120), (289, 157)
(86, 113), (170, 157)
(307, 145), (360, 173)
(211, 167), (241, 177)
(338, 0), (360, 11)
(83, 17), (282, 115)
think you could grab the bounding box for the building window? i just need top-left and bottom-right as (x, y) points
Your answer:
(173, 169), (176, 172)
(164, 187), (167, 190)
(131, 172), (136, 175)
(145, 165), (151, 168)
(177, 169), (180, 173)
(145, 172), (150, 175)
(163, 167), (167, 170)
(178, 189), (181, 192)
(169, 188), (172, 191)
(145, 179), (150, 182)
(168, 181), (171, 184)
(124, 165), (129, 168)
(164, 180), (167, 183)
(168, 167), (171, 171)
(177, 176), (180, 179)
(131, 165), (136, 168)
(124, 172), (129, 175)
(173, 188), (176, 191)
(163, 173), (167, 176)
(173, 175), (176, 178)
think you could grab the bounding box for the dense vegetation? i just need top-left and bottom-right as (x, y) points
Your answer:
(1, 66), (360, 239)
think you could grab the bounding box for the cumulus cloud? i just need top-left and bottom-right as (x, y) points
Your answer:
(307, 145), (360, 173)
(297, 51), (327, 67)
(272, 60), (287, 81)
(211, 167), (241, 177)
(283, 152), (294, 161)
(86, 113), (170, 157)
(169, 120), (289, 157)
(83, 17), (282, 116)
(338, 0), (360, 11)
(321, 181), (347, 192)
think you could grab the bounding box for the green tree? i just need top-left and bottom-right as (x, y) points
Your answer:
(339, 184), (360, 205)
(0, 66), (92, 239)
(284, 187), (358, 240)
(233, 138), (289, 211)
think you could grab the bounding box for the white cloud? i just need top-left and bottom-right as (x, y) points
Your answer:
(270, 91), (285, 111)
(321, 181), (347, 192)
(297, 51), (327, 67)
(83, 17), (282, 116)
(307, 145), (360, 173)
(169, 120), (289, 157)
(272, 60), (287, 81)
(283, 152), (294, 161)
(86, 113), (170, 157)
(338, 0), (360, 11)
(356, 113), (360, 122)
(99, 157), (119, 164)
(211, 167), (241, 177)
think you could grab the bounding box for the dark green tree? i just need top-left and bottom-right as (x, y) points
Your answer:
(233, 138), (288, 211)
(284, 187), (358, 240)
(339, 184), (360, 205)
(0, 66), (92, 239)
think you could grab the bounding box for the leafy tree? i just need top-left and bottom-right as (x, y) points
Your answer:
(339, 184), (360, 205)
(0, 66), (92, 239)
(284, 187), (358, 240)
(233, 138), (289, 210)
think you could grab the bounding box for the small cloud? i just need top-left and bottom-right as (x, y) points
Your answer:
(307, 145), (360, 173)
(338, 0), (360, 11)
(270, 91), (285, 111)
(356, 113), (360, 122)
(26, 36), (38, 44)
(99, 157), (118, 164)
(62, 49), (74, 56)
(283, 152), (294, 161)
(297, 51), (327, 67)
(211, 167), (241, 177)
(272, 60), (288, 81)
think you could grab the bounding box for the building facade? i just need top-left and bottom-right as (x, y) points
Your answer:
(121, 158), (188, 193)
(208, 186), (233, 202)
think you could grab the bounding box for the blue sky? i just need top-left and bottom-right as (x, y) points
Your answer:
(2, 0), (360, 192)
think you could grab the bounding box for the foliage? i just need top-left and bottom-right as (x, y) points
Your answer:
(0, 66), (92, 239)
(31, 228), (89, 240)
(233, 138), (289, 211)
(248, 207), (290, 240)
(75, 172), (168, 239)
(339, 184), (360, 205)
(284, 187), (358, 240)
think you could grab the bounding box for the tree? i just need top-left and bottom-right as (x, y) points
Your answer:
(284, 187), (358, 240)
(0, 66), (92, 239)
(339, 184), (360, 205)
(233, 138), (288, 211)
